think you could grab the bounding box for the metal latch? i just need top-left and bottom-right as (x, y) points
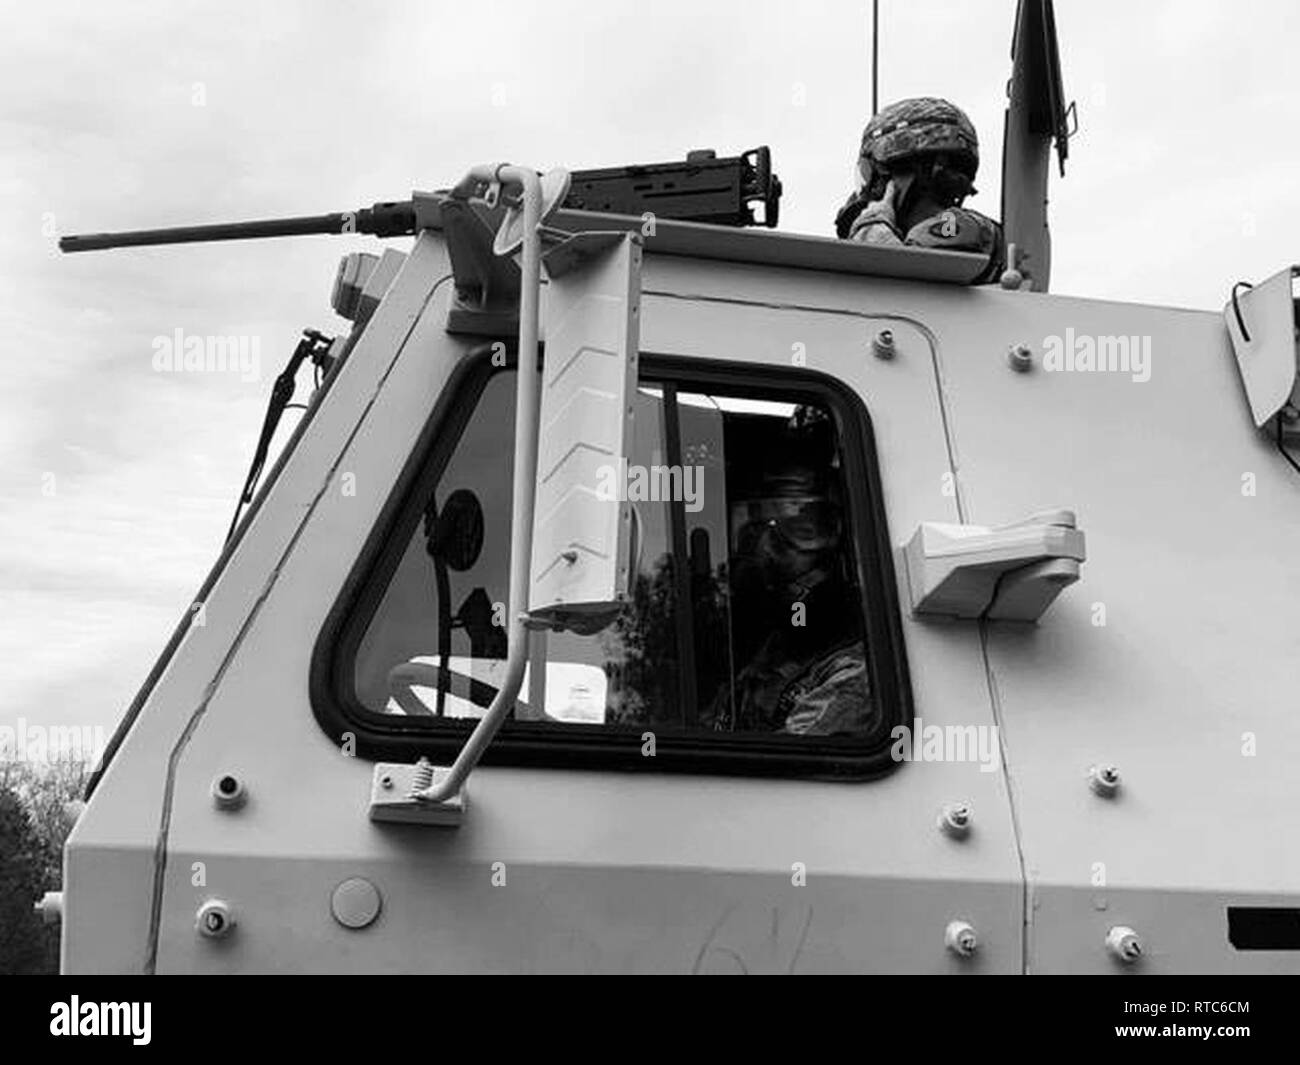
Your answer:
(902, 508), (1085, 621)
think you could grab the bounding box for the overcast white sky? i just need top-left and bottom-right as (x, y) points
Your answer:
(2, 0), (1299, 740)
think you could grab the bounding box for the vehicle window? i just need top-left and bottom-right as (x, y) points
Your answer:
(349, 364), (886, 744)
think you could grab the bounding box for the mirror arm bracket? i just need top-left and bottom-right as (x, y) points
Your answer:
(370, 164), (553, 828)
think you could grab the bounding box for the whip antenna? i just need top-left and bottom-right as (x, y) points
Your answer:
(871, 0), (880, 115)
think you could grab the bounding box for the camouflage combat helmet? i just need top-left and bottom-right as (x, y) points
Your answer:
(857, 97), (979, 186)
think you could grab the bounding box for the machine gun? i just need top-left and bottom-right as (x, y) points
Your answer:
(560, 147), (780, 228)
(58, 147), (781, 254)
(56, 150), (782, 549)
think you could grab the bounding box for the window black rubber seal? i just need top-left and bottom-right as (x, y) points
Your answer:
(309, 344), (914, 781)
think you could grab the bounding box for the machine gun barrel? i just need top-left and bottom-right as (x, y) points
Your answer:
(58, 201), (419, 253)
(58, 147), (783, 255)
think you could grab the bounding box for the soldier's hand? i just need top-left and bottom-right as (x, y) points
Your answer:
(848, 179), (901, 243)
(864, 178), (899, 221)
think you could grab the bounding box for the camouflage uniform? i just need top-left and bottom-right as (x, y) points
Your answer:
(836, 97), (1004, 282)
(706, 574), (875, 737)
(702, 418), (876, 737)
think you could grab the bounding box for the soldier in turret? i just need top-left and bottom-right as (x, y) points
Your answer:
(835, 97), (1005, 282)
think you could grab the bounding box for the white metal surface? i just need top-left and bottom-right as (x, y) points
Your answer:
(62, 232), (457, 973)
(928, 288), (1300, 972)
(549, 208), (991, 284)
(529, 235), (640, 618)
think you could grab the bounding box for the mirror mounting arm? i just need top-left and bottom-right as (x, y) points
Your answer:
(419, 165), (543, 804)
(370, 164), (560, 826)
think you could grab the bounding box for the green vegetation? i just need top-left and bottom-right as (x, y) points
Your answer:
(0, 761), (86, 975)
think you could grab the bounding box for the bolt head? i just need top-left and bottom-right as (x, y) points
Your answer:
(211, 772), (247, 811)
(196, 899), (235, 940)
(939, 801), (973, 838)
(945, 920), (979, 958)
(1007, 344), (1034, 372)
(1089, 764), (1122, 797)
(1106, 925), (1143, 964)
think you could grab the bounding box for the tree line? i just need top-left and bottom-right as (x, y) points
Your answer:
(0, 760), (86, 974)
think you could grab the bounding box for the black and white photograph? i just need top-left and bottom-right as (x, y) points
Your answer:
(1, 0), (1297, 1037)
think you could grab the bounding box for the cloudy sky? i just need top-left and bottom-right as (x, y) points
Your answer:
(2, 0), (1298, 743)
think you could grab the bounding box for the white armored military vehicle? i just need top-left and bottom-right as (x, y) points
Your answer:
(49, 0), (1300, 974)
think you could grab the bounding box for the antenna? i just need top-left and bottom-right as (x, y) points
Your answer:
(871, 0), (880, 115)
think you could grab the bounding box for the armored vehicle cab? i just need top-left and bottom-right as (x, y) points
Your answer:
(54, 1), (1300, 974)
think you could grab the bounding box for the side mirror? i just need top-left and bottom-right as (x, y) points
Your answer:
(428, 488), (485, 572)
(528, 233), (642, 632)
